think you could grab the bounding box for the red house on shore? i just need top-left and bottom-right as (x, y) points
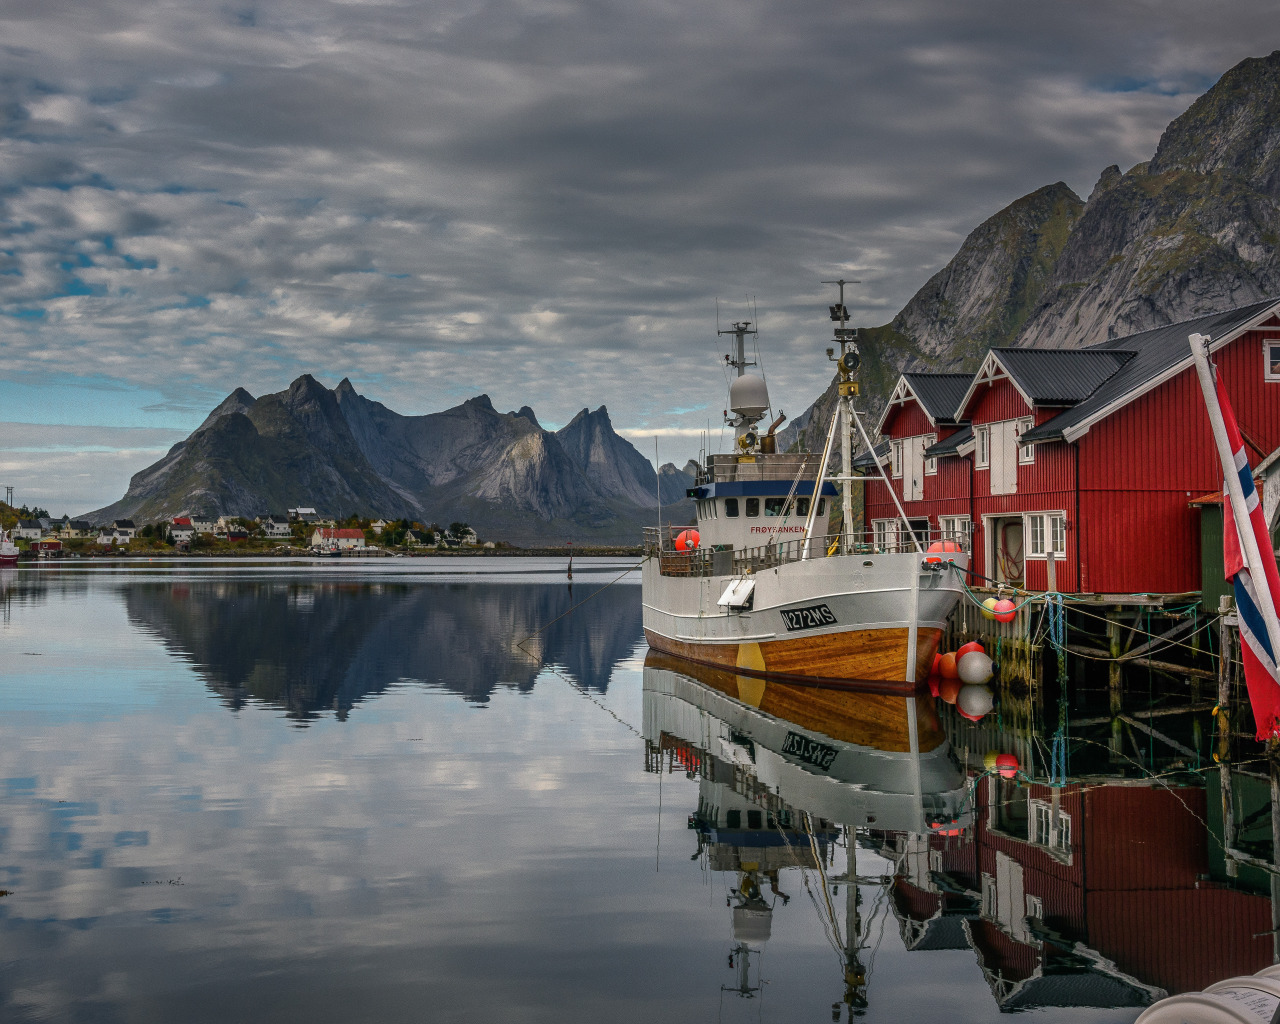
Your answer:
(859, 298), (1280, 595)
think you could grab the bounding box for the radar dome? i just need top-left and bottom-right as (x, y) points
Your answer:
(729, 375), (770, 418)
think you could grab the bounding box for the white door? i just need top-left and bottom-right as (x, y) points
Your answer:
(990, 420), (1018, 495)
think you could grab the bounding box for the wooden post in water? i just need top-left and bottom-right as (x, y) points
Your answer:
(1108, 608), (1124, 760)
(1219, 594), (1238, 877)
(1271, 747), (1280, 962)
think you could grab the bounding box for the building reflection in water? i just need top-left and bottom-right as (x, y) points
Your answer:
(642, 650), (1276, 1018)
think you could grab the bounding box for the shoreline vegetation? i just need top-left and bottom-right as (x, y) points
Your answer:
(0, 502), (643, 560)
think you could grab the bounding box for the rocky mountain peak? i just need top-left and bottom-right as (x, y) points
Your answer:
(1149, 50), (1280, 184)
(196, 387), (256, 433)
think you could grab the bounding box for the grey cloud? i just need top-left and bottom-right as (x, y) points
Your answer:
(0, 0), (1275, 510)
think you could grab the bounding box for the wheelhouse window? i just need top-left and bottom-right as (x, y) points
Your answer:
(1265, 338), (1280, 382)
(797, 497), (811, 517)
(724, 498), (739, 517)
(975, 425), (990, 469)
(764, 498), (788, 517)
(1017, 417), (1035, 465)
(745, 498), (759, 518)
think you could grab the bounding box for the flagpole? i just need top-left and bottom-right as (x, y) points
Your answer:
(1189, 332), (1280, 660)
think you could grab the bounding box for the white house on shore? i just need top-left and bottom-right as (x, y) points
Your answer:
(310, 528), (366, 551)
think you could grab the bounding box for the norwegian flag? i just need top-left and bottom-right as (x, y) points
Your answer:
(1217, 372), (1280, 739)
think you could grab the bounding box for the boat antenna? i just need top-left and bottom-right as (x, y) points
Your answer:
(654, 436), (662, 542)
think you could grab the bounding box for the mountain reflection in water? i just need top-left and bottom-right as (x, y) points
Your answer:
(124, 578), (641, 720)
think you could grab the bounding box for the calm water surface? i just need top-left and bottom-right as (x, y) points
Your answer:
(0, 559), (1263, 1021)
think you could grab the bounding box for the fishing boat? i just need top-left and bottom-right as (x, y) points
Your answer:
(642, 284), (969, 692)
(0, 528), (19, 567)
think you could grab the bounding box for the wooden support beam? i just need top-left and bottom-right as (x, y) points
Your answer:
(1118, 713), (1198, 759)
(1070, 703), (1216, 727)
(1118, 615), (1200, 662)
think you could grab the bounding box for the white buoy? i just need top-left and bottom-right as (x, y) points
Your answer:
(957, 651), (993, 685)
(957, 684), (994, 718)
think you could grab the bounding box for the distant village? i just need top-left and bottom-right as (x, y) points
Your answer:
(0, 505), (494, 558)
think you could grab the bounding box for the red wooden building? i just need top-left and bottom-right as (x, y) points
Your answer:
(859, 298), (1280, 595)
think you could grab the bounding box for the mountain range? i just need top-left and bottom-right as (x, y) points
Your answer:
(781, 49), (1280, 452)
(90, 50), (1280, 536)
(88, 375), (695, 543)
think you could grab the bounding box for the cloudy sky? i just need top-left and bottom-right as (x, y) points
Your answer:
(0, 0), (1275, 514)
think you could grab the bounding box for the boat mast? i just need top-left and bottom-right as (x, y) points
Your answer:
(823, 279), (860, 554)
(719, 320), (758, 381)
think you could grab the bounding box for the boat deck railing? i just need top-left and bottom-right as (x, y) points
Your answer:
(696, 453), (823, 485)
(643, 525), (971, 578)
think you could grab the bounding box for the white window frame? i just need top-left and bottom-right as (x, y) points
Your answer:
(1017, 417), (1035, 465)
(1264, 337), (1280, 382)
(1028, 799), (1072, 855)
(1024, 511), (1067, 559)
(975, 425), (990, 469)
(940, 515), (970, 546)
(891, 439), (904, 479)
(924, 433), (938, 476)
(872, 519), (898, 552)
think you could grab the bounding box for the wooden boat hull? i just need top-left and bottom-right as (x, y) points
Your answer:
(644, 625), (942, 695)
(642, 548), (966, 693)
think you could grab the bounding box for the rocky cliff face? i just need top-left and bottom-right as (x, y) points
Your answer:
(556, 406), (662, 507)
(88, 376), (690, 543)
(782, 50), (1280, 452)
(1016, 50), (1280, 348)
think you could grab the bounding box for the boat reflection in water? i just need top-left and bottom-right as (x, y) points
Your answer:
(643, 651), (1280, 1018)
(642, 650), (970, 1014)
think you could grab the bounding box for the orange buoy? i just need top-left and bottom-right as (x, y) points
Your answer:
(675, 529), (700, 551)
(993, 598), (1017, 623)
(939, 677), (962, 704)
(938, 652), (959, 679)
(925, 539), (962, 563)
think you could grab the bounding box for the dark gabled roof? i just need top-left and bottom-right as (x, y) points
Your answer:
(1022, 298), (1280, 443)
(853, 439), (891, 470)
(925, 425), (972, 457)
(17, 519), (40, 529)
(901, 373), (973, 423)
(112, 519), (135, 529)
(992, 349), (1136, 405)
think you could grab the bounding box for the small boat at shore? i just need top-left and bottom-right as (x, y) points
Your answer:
(0, 529), (19, 567)
(642, 286), (968, 693)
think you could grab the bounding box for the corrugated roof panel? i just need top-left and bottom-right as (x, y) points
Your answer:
(1024, 298), (1280, 442)
(994, 349), (1135, 404)
(902, 373), (973, 422)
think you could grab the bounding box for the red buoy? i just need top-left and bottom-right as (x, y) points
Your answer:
(957, 641), (984, 659)
(995, 753), (1019, 778)
(675, 529), (700, 552)
(993, 598), (1017, 623)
